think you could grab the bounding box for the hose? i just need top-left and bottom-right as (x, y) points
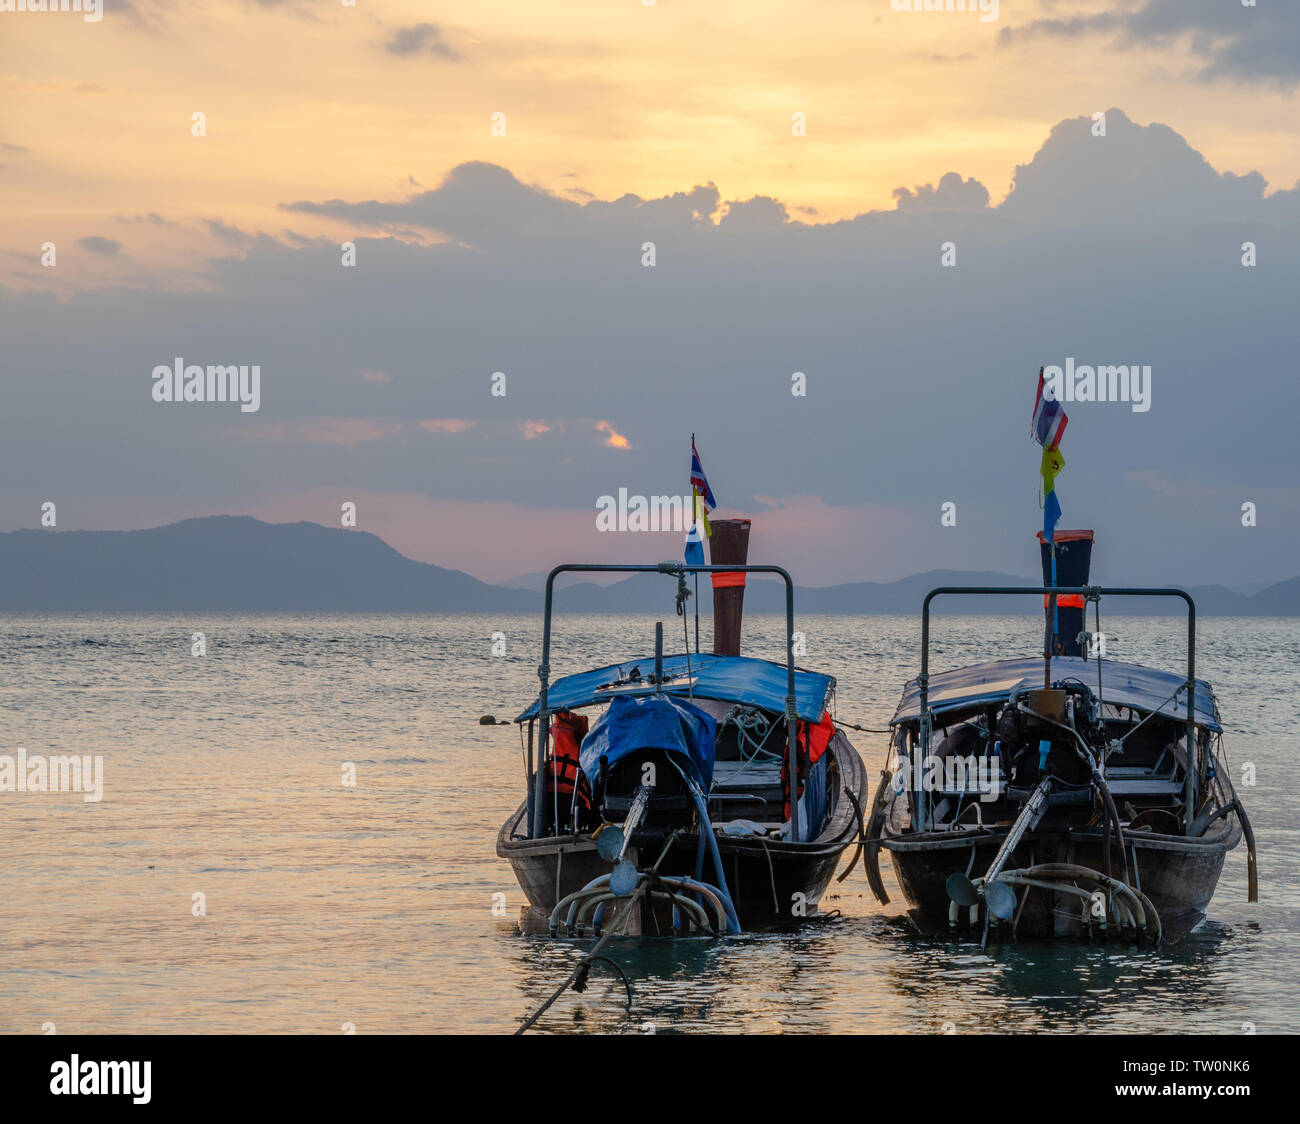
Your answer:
(667, 756), (741, 933)
(959, 862), (1162, 943)
(648, 875), (731, 932)
(1023, 862), (1162, 943)
(575, 889), (712, 935)
(1093, 772), (1131, 885)
(550, 874), (613, 934)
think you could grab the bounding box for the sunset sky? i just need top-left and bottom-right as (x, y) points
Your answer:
(2, 1), (1298, 586)
(5, 1), (1297, 287)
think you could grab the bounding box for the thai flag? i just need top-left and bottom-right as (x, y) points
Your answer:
(1031, 368), (1068, 449)
(690, 440), (717, 511)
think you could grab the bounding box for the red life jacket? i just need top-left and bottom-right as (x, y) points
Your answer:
(546, 710), (592, 816)
(781, 709), (835, 820)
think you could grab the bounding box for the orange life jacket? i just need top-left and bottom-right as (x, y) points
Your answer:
(781, 709), (835, 820)
(546, 710), (592, 815)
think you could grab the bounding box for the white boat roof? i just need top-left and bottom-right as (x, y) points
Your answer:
(890, 656), (1221, 732)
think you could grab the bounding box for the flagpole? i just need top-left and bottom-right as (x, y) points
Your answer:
(1045, 537), (1057, 687)
(1033, 367), (1067, 688)
(1051, 541), (1060, 637)
(691, 433), (700, 654)
(694, 573), (700, 653)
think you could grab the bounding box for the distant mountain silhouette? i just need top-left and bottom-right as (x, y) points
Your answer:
(548, 569), (1042, 614)
(499, 570), (624, 592)
(547, 571), (1275, 616)
(0, 517), (535, 612)
(1, 518), (1298, 614)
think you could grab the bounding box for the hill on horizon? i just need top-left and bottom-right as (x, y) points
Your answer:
(1, 517), (1297, 615)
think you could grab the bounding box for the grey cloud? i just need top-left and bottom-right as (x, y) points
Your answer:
(77, 236), (122, 256)
(892, 172), (990, 213)
(999, 14), (1122, 43)
(278, 229), (319, 247)
(1000, 109), (1269, 223)
(205, 219), (255, 246)
(282, 163), (722, 256)
(1002, 1), (1300, 85)
(720, 196), (791, 229)
(116, 212), (177, 227)
(383, 23), (459, 60)
(3, 111), (1298, 587)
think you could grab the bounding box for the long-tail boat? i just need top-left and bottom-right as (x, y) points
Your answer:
(870, 529), (1258, 943)
(498, 519), (869, 936)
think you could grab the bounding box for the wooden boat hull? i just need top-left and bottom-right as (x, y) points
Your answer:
(498, 738), (868, 933)
(881, 811), (1242, 941)
(871, 573), (1256, 945)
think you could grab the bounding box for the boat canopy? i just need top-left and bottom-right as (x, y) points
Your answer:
(516, 653), (834, 724)
(890, 655), (1221, 732)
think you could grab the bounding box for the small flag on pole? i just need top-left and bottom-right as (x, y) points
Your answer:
(690, 439), (717, 512)
(1031, 367), (1068, 450)
(1043, 487), (1062, 544)
(685, 438), (715, 564)
(685, 493), (706, 564)
(1040, 445), (1065, 498)
(1032, 368), (1067, 543)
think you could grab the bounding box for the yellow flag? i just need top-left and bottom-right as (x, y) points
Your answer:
(694, 488), (712, 538)
(1040, 445), (1065, 496)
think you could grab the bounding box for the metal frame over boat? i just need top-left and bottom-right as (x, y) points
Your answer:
(871, 570), (1258, 944)
(497, 549), (869, 937)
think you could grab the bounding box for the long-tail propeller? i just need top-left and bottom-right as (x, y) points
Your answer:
(946, 774), (1054, 919)
(596, 784), (654, 895)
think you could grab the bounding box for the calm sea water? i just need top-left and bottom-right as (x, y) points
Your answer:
(0, 613), (1294, 1034)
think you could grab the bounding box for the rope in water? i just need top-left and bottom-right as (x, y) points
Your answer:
(515, 829), (685, 1035)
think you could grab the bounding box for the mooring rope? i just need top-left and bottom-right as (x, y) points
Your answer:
(515, 829), (685, 1034)
(835, 719), (894, 734)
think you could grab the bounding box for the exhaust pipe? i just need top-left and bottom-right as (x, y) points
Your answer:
(1038, 528), (1094, 657)
(710, 518), (751, 656)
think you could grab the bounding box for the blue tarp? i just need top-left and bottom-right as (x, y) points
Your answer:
(796, 754), (829, 843)
(578, 694), (717, 791)
(516, 653), (833, 724)
(890, 655), (1221, 732)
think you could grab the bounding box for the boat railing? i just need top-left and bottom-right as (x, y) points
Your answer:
(916, 585), (1199, 835)
(531, 562), (804, 841)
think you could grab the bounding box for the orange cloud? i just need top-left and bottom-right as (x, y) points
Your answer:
(361, 369), (393, 383)
(520, 419), (552, 439)
(419, 418), (476, 434)
(596, 420), (631, 449)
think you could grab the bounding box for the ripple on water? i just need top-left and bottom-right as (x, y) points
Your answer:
(0, 613), (1290, 1033)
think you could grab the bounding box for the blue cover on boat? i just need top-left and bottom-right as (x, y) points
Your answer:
(578, 694), (717, 791)
(798, 754), (829, 843)
(889, 656), (1221, 732)
(516, 653), (833, 724)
